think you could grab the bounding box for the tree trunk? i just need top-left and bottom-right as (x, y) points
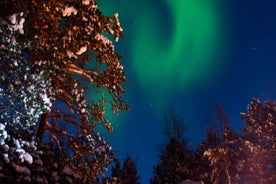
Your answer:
(226, 163), (232, 184)
(37, 111), (49, 140)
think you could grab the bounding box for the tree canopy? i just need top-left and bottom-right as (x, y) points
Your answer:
(0, 0), (128, 182)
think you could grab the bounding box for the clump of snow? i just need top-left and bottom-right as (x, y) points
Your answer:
(16, 146), (33, 164)
(9, 14), (17, 24)
(76, 45), (87, 55)
(67, 50), (77, 59)
(3, 153), (9, 163)
(91, 3), (98, 9)
(81, 108), (86, 113)
(0, 123), (8, 145)
(95, 146), (106, 155)
(86, 134), (93, 142)
(0, 131), (36, 165)
(63, 6), (78, 17)
(23, 152), (33, 164)
(94, 33), (114, 52)
(204, 149), (212, 157)
(14, 138), (21, 149)
(113, 13), (123, 42)
(8, 12), (25, 34)
(82, 0), (90, 5)
(94, 33), (112, 45)
(16, 148), (25, 155)
(40, 93), (52, 111)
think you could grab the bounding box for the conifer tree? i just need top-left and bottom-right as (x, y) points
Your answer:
(150, 108), (194, 184)
(150, 137), (193, 184)
(115, 156), (140, 184)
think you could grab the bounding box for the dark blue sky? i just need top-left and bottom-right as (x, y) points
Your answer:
(98, 0), (276, 183)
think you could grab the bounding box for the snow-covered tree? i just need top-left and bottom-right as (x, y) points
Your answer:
(204, 99), (276, 184)
(204, 127), (242, 184)
(0, 0), (128, 182)
(195, 129), (220, 184)
(240, 99), (276, 183)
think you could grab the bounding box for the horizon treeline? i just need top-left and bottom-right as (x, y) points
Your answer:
(150, 99), (276, 184)
(2, 98), (275, 184)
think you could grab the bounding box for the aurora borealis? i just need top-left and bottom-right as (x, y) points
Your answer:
(100, 0), (225, 106)
(97, 0), (276, 183)
(132, 0), (224, 106)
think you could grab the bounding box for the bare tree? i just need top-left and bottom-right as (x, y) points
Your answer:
(163, 107), (186, 141)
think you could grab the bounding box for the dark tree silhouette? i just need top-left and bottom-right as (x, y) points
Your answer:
(115, 156), (140, 184)
(151, 108), (197, 184)
(163, 107), (186, 141)
(101, 156), (140, 184)
(209, 103), (230, 137)
(150, 137), (193, 184)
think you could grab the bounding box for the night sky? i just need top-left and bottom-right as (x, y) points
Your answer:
(97, 0), (276, 183)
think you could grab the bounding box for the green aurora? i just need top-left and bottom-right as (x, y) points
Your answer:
(98, 0), (226, 108)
